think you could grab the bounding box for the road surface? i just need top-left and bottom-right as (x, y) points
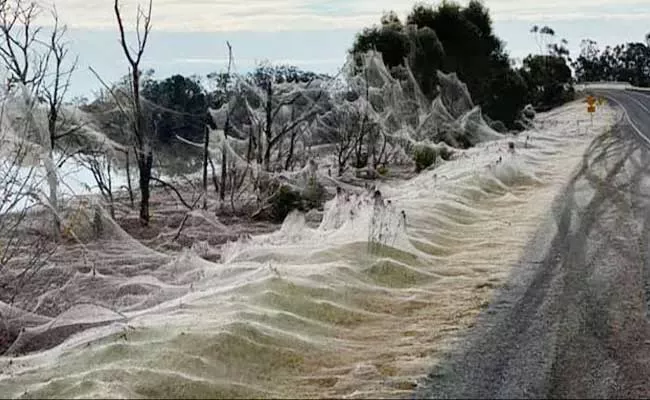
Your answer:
(416, 90), (650, 399)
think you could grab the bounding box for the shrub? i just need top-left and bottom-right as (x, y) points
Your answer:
(490, 120), (508, 133)
(413, 146), (437, 172)
(438, 147), (454, 161)
(270, 185), (303, 223)
(302, 177), (326, 210)
(522, 104), (536, 120)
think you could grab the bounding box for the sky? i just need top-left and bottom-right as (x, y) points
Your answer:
(36, 0), (650, 98)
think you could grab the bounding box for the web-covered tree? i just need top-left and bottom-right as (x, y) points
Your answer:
(0, 0), (80, 238)
(239, 63), (330, 171)
(113, 0), (154, 225)
(351, 0), (528, 129)
(350, 11), (444, 100)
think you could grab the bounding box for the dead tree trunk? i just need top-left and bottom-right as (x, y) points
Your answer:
(263, 84), (273, 171)
(285, 128), (298, 171)
(202, 125), (209, 209)
(125, 148), (134, 208)
(107, 158), (115, 219)
(220, 117), (228, 204)
(219, 41), (233, 206)
(247, 125), (254, 163)
(256, 125), (263, 165)
(208, 157), (219, 193)
(138, 151), (153, 222)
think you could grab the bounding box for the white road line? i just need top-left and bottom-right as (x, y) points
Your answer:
(602, 92), (650, 147)
(622, 90), (650, 113)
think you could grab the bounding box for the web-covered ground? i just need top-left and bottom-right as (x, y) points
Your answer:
(0, 100), (618, 398)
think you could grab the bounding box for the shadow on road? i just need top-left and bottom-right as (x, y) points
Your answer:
(416, 119), (650, 399)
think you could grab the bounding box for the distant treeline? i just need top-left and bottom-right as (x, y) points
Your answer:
(572, 39), (650, 87)
(350, 1), (576, 126)
(80, 0), (650, 153)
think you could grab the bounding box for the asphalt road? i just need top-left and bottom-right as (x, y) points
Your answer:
(415, 90), (650, 399)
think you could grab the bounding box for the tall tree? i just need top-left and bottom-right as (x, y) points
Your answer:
(114, 0), (153, 225)
(520, 53), (573, 110)
(572, 35), (650, 87)
(351, 12), (412, 71)
(351, 0), (527, 128)
(350, 11), (444, 100)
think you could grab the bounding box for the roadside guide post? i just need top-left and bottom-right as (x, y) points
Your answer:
(587, 95), (596, 126)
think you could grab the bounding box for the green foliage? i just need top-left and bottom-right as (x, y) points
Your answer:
(520, 54), (574, 111)
(248, 64), (331, 91)
(377, 165), (389, 176)
(141, 74), (208, 145)
(406, 26), (445, 99)
(483, 67), (529, 128)
(413, 146), (437, 172)
(350, 0), (527, 128)
(572, 39), (650, 87)
(351, 22), (412, 71)
(350, 11), (444, 100)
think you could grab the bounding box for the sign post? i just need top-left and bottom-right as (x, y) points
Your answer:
(587, 95), (596, 126)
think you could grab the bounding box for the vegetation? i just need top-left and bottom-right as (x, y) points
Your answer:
(413, 146), (437, 172)
(351, 1), (526, 128)
(142, 74), (209, 145)
(0, 0), (613, 250)
(350, 2), (578, 127)
(62, 0), (585, 236)
(572, 38), (650, 86)
(1, 0), (643, 365)
(270, 185), (303, 223)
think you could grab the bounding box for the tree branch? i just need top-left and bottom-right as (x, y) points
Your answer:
(150, 177), (194, 210)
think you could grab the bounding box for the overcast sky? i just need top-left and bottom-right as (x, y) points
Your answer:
(48, 0), (650, 31)
(41, 0), (650, 98)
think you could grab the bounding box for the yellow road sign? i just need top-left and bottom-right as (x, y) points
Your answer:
(588, 105), (596, 113)
(587, 95), (596, 106)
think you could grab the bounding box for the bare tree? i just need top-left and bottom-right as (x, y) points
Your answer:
(201, 125), (209, 209)
(0, 1), (79, 238)
(114, 0), (153, 225)
(263, 83), (325, 171)
(0, 0), (47, 89)
(119, 147), (135, 208)
(76, 150), (116, 219)
(313, 102), (363, 176)
(220, 42), (233, 207)
(243, 66), (328, 171)
(41, 9), (78, 235)
(86, 67), (137, 209)
(0, 93), (55, 349)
